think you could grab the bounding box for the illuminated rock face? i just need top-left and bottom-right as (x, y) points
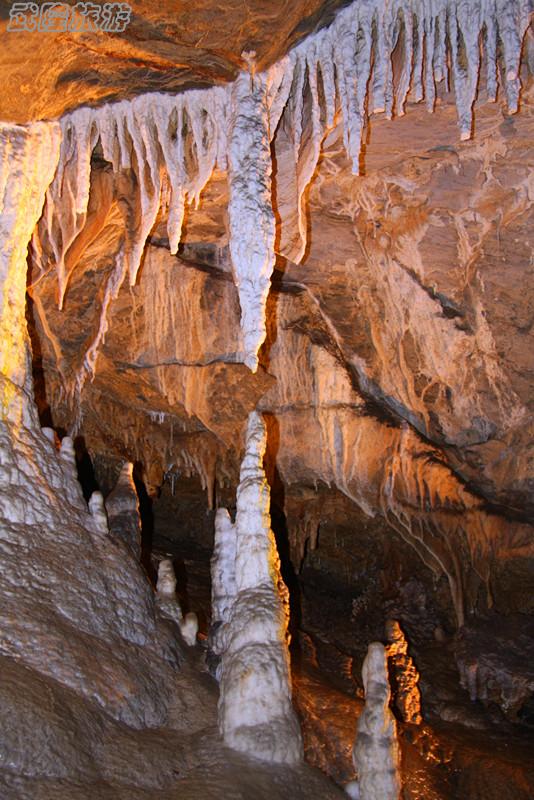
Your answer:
(1, 125), (347, 800)
(385, 620), (422, 726)
(25, 0), (533, 383)
(217, 411), (303, 764)
(30, 100), (534, 626)
(353, 643), (401, 800)
(24, 0), (534, 626)
(0, 121), (60, 408)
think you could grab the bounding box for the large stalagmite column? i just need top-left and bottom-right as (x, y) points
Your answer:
(0, 122), (61, 422)
(216, 410), (303, 764)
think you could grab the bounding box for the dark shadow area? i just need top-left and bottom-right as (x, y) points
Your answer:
(133, 462), (156, 582)
(171, 557), (210, 634)
(271, 496), (302, 653)
(25, 266), (54, 428)
(73, 436), (99, 501)
(264, 412), (303, 659)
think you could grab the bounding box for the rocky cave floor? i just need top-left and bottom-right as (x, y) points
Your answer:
(53, 458), (534, 800)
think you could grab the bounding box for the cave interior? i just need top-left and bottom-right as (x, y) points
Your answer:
(1, 1), (534, 799)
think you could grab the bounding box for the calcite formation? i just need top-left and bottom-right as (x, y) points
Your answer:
(0, 122), (179, 730)
(352, 643), (401, 800)
(105, 461), (142, 558)
(156, 557), (184, 627)
(28, 96), (534, 629)
(216, 411), (303, 764)
(209, 507), (238, 670)
(227, 62), (276, 371)
(24, 0), (533, 379)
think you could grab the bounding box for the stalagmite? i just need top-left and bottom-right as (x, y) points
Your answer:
(180, 612), (199, 647)
(59, 435), (77, 477)
(216, 411), (303, 763)
(385, 620), (422, 726)
(89, 490), (109, 535)
(105, 462), (142, 559)
(156, 557), (198, 646)
(157, 558), (178, 598)
(353, 643), (401, 800)
(41, 427), (58, 447)
(209, 508), (237, 670)
(227, 59), (276, 372)
(0, 122), (181, 739)
(156, 558), (183, 627)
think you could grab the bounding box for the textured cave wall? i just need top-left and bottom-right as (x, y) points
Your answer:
(28, 77), (534, 628)
(0, 119), (178, 782)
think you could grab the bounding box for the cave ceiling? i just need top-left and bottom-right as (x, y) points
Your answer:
(0, 0), (349, 123)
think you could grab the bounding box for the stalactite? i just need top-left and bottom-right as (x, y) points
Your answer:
(227, 61), (276, 373)
(34, 88), (227, 383)
(33, 109), (98, 308)
(216, 411), (303, 764)
(28, 0), (531, 381)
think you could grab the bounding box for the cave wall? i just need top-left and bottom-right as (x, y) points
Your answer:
(28, 80), (534, 626)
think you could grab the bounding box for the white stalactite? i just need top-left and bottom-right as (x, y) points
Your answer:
(33, 89), (227, 388)
(227, 64), (276, 373)
(24, 0), (532, 380)
(216, 411), (303, 764)
(353, 642), (401, 800)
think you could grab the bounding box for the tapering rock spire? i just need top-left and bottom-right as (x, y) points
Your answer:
(215, 411), (303, 764)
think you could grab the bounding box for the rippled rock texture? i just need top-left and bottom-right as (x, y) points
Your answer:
(29, 79), (534, 627)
